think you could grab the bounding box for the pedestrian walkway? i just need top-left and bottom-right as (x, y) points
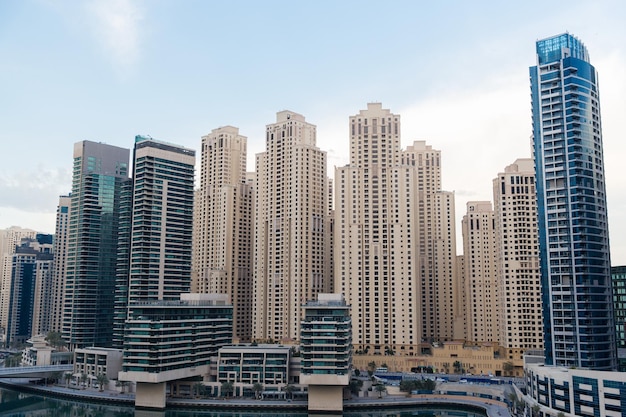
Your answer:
(0, 378), (512, 416)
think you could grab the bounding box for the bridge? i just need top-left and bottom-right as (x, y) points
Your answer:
(0, 364), (73, 378)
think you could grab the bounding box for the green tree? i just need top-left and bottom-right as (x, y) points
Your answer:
(64, 372), (72, 387)
(4, 353), (22, 367)
(115, 380), (129, 393)
(374, 383), (387, 398)
(96, 373), (109, 392)
(193, 382), (205, 398)
(399, 379), (416, 393)
(283, 384), (296, 399)
(49, 371), (63, 385)
(453, 361), (462, 374)
(80, 373), (88, 389)
(353, 368), (361, 377)
(348, 379), (363, 395)
(221, 381), (234, 397)
(532, 404), (540, 417)
(45, 331), (66, 350)
(367, 361), (377, 377)
(252, 382), (263, 399)
(422, 378), (437, 392)
(503, 361), (515, 376)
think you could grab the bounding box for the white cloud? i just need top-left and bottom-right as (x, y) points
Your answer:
(86, 0), (144, 76)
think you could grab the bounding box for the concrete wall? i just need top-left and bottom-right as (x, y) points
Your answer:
(135, 382), (166, 409)
(307, 385), (343, 413)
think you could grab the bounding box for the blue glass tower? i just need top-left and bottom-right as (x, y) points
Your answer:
(531, 33), (616, 370)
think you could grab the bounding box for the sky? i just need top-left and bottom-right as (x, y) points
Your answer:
(1, 0), (625, 264)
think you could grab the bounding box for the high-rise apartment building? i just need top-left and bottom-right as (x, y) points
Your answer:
(531, 33), (616, 369)
(402, 141), (457, 342)
(493, 159), (543, 350)
(462, 201), (498, 343)
(193, 126), (253, 341)
(335, 103), (457, 354)
(254, 111), (331, 342)
(50, 195), (71, 333)
(114, 136), (195, 347)
(114, 136), (195, 321)
(6, 236), (53, 347)
(0, 226), (37, 336)
(63, 140), (130, 350)
(611, 266), (626, 371)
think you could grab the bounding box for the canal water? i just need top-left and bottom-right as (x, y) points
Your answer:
(0, 386), (487, 417)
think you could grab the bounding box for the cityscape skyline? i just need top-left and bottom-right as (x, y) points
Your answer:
(1, 1), (625, 265)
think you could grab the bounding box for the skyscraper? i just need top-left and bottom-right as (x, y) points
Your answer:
(193, 126), (253, 341)
(50, 195), (71, 333)
(531, 33), (616, 369)
(63, 141), (130, 350)
(0, 226), (37, 337)
(462, 201), (498, 343)
(335, 104), (457, 354)
(254, 111), (331, 342)
(129, 136), (195, 303)
(493, 159), (543, 351)
(6, 236), (53, 347)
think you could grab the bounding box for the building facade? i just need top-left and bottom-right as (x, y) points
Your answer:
(113, 136), (195, 346)
(119, 293), (232, 383)
(531, 33), (616, 369)
(300, 293), (351, 413)
(63, 141), (130, 350)
(193, 126), (254, 342)
(254, 111), (331, 342)
(50, 195), (71, 333)
(6, 238), (53, 347)
(0, 226), (37, 337)
(493, 159), (543, 351)
(611, 266), (626, 371)
(526, 363), (626, 417)
(462, 201), (498, 344)
(335, 103), (457, 355)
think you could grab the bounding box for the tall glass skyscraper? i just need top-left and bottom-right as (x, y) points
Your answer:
(531, 33), (616, 370)
(63, 141), (130, 349)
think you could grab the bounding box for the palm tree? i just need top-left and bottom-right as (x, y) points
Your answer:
(221, 381), (234, 398)
(532, 404), (540, 417)
(193, 382), (205, 398)
(115, 380), (129, 393)
(49, 371), (63, 386)
(367, 361), (377, 376)
(453, 360), (462, 374)
(252, 382), (263, 399)
(64, 372), (72, 387)
(283, 384), (296, 399)
(374, 383), (387, 398)
(79, 373), (88, 389)
(96, 373), (109, 392)
(442, 363), (450, 374)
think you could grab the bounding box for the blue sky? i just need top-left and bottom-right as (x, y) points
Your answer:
(1, 0), (625, 263)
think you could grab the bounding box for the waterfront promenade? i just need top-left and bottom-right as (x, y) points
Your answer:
(0, 378), (512, 416)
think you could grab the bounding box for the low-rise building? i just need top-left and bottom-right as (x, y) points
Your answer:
(300, 293), (351, 413)
(118, 293), (232, 409)
(21, 335), (72, 366)
(202, 344), (299, 397)
(73, 347), (123, 388)
(353, 341), (524, 377)
(526, 363), (626, 417)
